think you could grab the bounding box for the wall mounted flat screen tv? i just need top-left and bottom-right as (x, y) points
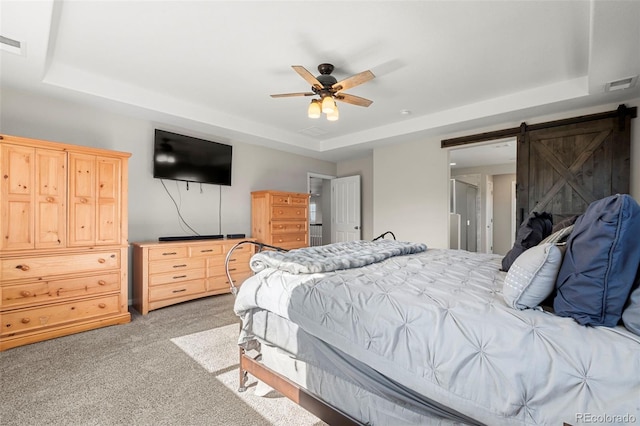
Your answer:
(153, 129), (232, 186)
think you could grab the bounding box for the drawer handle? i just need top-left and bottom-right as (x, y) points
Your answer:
(98, 303), (106, 309)
(15, 264), (30, 271)
(21, 318), (31, 324)
(173, 264), (187, 268)
(20, 291), (32, 297)
(200, 249), (214, 253)
(80, 198), (88, 204)
(163, 252), (177, 256)
(98, 258), (106, 264)
(46, 197), (54, 202)
(98, 280), (106, 286)
(297, 211), (301, 215)
(172, 289), (187, 293)
(173, 275), (187, 279)
(228, 258), (236, 262)
(228, 268), (237, 272)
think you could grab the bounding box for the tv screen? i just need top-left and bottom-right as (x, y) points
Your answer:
(153, 129), (232, 186)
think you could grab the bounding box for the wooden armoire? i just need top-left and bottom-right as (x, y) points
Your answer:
(0, 134), (131, 350)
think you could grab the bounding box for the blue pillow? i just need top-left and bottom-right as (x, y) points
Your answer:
(554, 194), (640, 326)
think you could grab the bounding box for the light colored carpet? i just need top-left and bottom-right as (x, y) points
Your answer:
(171, 324), (323, 426)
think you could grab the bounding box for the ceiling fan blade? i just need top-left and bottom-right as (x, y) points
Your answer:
(332, 70), (375, 92)
(334, 93), (373, 107)
(292, 65), (324, 90)
(270, 92), (315, 98)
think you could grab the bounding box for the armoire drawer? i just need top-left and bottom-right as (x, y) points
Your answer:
(271, 233), (307, 247)
(189, 245), (223, 257)
(1, 251), (121, 281)
(149, 268), (205, 286)
(208, 260), (251, 278)
(148, 280), (206, 302)
(207, 271), (252, 292)
(148, 258), (205, 275)
(148, 246), (189, 261)
(271, 221), (307, 234)
(1, 294), (121, 336)
(0, 272), (121, 309)
(271, 206), (307, 220)
(209, 250), (251, 267)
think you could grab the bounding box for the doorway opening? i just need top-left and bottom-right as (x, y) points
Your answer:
(448, 137), (516, 254)
(307, 172), (334, 246)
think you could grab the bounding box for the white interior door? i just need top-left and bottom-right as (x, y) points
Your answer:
(331, 175), (361, 242)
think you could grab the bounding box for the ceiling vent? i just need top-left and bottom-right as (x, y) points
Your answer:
(0, 35), (23, 55)
(604, 76), (638, 92)
(299, 126), (328, 137)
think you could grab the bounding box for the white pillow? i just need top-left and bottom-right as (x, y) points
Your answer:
(503, 243), (563, 310)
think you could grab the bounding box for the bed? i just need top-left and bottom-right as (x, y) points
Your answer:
(231, 194), (640, 425)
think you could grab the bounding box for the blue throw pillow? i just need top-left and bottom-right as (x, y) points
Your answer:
(554, 194), (640, 326)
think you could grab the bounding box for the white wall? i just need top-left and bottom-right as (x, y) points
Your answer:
(373, 139), (449, 247)
(373, 98), (640, 249)
(0, 87), (337, 297)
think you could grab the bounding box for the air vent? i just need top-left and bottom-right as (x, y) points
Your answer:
(299, 126), (328, 137)
(0, 35), (23, 55)
(605, 76), (638, 92)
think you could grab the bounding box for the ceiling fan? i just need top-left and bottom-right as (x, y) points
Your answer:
(271, 63), (375, 121)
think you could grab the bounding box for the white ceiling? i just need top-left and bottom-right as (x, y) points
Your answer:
(1, 1), (639, 164)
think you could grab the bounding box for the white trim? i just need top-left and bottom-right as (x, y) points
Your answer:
(307, 172), (336, 195)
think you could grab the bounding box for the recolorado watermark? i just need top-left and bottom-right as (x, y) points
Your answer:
(575, 413), (637, 424)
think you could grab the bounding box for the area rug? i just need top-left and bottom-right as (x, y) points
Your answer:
(171, 324), (323, 426)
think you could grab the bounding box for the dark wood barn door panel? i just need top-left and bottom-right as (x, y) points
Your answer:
(516, 113), (632, 226)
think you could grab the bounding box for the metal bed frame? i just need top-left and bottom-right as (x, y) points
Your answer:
(224, 234), (397, 425)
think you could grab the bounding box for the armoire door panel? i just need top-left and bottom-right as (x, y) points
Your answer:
(1, 144), (35, 250)
(95, 158), (121, 245)
(70, 154), (95, 198)
(97, 201), (118, 244)
(35, 150), (66, 248)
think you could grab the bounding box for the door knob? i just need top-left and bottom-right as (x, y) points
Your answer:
(354, 226), (360, 230)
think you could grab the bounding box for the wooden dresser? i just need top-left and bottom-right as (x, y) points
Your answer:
(0, 134), (131, 351)
(251, 190), (310, 250)
(132, 238), (254, 315)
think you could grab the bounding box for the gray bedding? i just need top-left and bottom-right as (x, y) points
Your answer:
(250, 239), (427, 274)
(235, 241), (640, 425)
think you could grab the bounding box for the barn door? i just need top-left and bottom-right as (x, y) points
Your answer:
(516, 107), (634, 226)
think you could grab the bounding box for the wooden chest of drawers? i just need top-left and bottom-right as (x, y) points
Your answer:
(251, 190), (310, 250)
(132, 239), (255, 315)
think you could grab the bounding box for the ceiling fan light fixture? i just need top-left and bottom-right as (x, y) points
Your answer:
(326, 105), (339, 121)
(308, 99), (321, 118)
(322, 96), (336, 114)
